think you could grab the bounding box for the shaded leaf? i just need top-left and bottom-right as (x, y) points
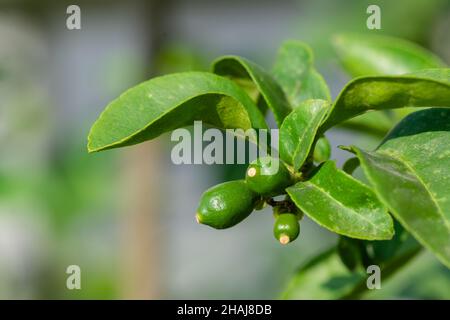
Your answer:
(333, 33), (445, 77)
(273, 41), (330, 107)
(362, 220), (412, 266)
(313, 136), (331, 163)
(338, 220), (415, 273)
(281, 243), (420, 299)
(351, 108), (450, 268)
(411, 68), (450, 82)
(287, 161), (393, 240)
(279, 99), (329, 170)
(281, 248), (365, 299)
(337, 236), (364, 272)
(212, 56), (291, 126)
(320, 69), (450, 131)
(88, 72), (267, 152)
(342, 157), (360, 175)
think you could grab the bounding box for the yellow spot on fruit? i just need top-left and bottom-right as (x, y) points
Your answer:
(247, 167), (257, 177)
(279, 234), (290, 245)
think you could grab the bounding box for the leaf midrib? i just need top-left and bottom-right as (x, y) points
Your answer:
(294, 180), (388, 237)
(287, 103), (327, 169)
(379, 149), (450, 233)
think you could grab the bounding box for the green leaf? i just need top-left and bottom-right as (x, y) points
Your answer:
(313, 136), (331, 163)
(338, 220), (415, 273)
(411, 68), (450, 82)
(362, 220), (412, 266)
(212, 56), (291, 126)
(281, 243), (420, 299)
(87, 72), (267, 152)
(320, 69), (450, 132)
(287, 161), (394, 240)
(281, 248), (365, 299)
(272, 41), (330, 107)
(335, 70), (449, 136)
(342, 157), (360, 175)
(351, 108), (450, 268)
(279, 99), (329, 170)
(337, 236), (364, 272)
(340, 111), (395, 137)
(333, 33), (446, 77)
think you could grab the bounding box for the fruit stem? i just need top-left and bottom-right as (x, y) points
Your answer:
(267, 198), (298, 214)
(286, 164), (303, 181)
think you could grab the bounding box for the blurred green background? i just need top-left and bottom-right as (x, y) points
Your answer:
(0, 0), (449, 299)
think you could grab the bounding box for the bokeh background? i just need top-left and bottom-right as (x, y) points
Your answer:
(0, 0), (449, 299)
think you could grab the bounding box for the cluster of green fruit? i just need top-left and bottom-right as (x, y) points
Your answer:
(196, 156), (302, 245)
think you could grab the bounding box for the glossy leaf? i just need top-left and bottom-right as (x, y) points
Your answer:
(338, 220), (415, 273)
(273, 41), (330, 107)
(351, 108), (450, 268)
(279, 99), (329, 170)
(411, 68), (450, 82)
(320, 69), (450, 132)
(342, 157), (360, 175)
(212, 56), (291, 126)
(333, 33), (445, 77)
(88, 72), (267, 152)
(287, 161), (393, 240)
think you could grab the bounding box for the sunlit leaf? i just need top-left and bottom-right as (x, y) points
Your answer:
(88, 72), (267, 152)
(213, 56), (291, 126)
(281, 242), (419, 299)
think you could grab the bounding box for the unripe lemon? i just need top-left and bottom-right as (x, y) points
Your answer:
(245, 156), (293, 196)
(196, 180), (258, 229)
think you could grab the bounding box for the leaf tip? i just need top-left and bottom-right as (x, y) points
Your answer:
(86, 132), (106, 153)
(338, 145), (356, 154)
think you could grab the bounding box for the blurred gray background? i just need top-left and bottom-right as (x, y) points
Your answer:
(0, 0), (449, 299)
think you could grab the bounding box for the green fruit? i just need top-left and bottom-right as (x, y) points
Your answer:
(273, 213), (300, 245)
(245, 156), (294, 196)
(196, 180), (257, 229)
